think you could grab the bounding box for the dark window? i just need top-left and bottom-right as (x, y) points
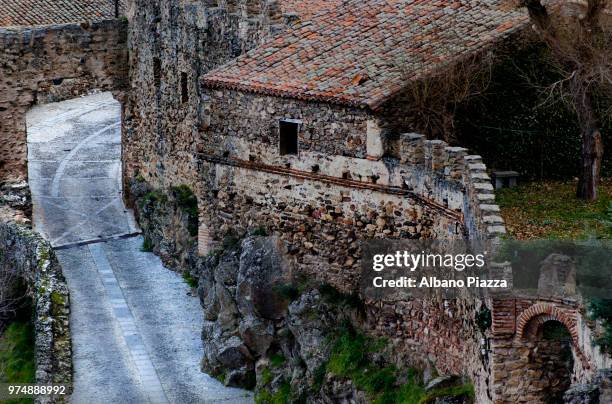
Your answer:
(279, 120), (299, 156)
(153, 58), (161, 87)
(181, 72), (188, 103)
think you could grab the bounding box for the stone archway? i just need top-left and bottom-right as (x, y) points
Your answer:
(512, 303), (586, 403)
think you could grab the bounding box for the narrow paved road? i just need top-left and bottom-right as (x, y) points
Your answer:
(27, 92), (252, 404)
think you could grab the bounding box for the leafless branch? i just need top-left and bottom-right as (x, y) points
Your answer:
(0, 265), (27, 332)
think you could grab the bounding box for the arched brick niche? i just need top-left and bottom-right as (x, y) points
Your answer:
(516, 303), (578, 344)
(515, 302), (589, 366)
(490, 299), (598, 402)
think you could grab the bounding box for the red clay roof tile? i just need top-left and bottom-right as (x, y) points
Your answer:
(0, 0), (125, 27)
(204, 0), (528, 109)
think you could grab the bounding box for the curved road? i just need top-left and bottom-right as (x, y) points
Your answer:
(26, 92), (252, 404)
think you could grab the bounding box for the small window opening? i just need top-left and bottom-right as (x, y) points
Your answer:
(279, 120), (299, 156)
(153, 57), (161, 87)
(181, 72), (188, 103)
(222, 151), (230, 158)
(370, 174), (380, 184)
(311, 164), (320, 173)
(342, 171), (351, 180)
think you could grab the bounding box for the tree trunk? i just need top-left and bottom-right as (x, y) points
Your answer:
(576, 128), (603, 201)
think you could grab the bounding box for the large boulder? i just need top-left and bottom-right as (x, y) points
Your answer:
(199, 236), (294, 388)
(287, 290), (332, 373)
(563, 369), (612, 404)
(236, 236), (292, 320)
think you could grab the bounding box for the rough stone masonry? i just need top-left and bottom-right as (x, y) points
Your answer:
(0, 19), (128, 182)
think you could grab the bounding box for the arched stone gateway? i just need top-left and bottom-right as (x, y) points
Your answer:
(490, 298), (600, 403)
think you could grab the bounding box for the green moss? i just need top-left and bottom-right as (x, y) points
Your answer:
(0, 321), (35, 397)
(393, 370), (425, 404)
(269, 353), (286, 369)
(182, 271), (198, 288)
(212, 370), (226, 385)
(141, 236), (153, 252)
(141, 190), (168, 207)
(50, 291), (65, 307)
(172, 185), (199, 237)
(38, 247), (51, 262)
(327, 330), (369, 376)
(326, 327), (473, 404)
(135, 174), (145, 183)
(419, 384), (475, 404)
(254, 382), (291, 404)
(260, 367), (273, 386)
(355, 365), (397, 396)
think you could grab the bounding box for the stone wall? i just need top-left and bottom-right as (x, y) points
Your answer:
(0, 186), (71, 399)
(126, 15), (506, 395)
(129, 86), (504, 401)
(122, 0), (284, 200)
(0, 20), (128, 182)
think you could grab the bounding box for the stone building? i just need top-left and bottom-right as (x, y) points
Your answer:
(124, 0), (526, 256)
(121, 1), (526, 401)
(1, 0), (610, 402)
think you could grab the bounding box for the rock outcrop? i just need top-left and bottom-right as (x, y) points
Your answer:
(194, 234), (475, 403)
(564, 369), (612, 404)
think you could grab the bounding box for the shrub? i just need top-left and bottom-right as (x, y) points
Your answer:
(182, 271), (197, 288)
(171, 185), (198, 237)
(0, 320), (35, 385)
(141, 236), (153, 252)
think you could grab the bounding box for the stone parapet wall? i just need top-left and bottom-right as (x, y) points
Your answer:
(0, 19), (128, 182)
(366, 297), (492, 403)
(0, 197), (71, 401)
(195, 88), (505, 246)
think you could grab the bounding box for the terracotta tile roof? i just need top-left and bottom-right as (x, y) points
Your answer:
(0, 0), (125, 27)
(203, 0), (528, 110)
(281, 0), (343, 21)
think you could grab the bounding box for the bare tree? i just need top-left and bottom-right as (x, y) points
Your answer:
(517, 0), (611, 200)
(0, 266), (26, 332)
(392, 27), (499, 144)
(403, 53), (495, 143)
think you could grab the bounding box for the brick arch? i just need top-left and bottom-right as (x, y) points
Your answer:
(515, 303), (589, 367)
(517, 303), (577, 341)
